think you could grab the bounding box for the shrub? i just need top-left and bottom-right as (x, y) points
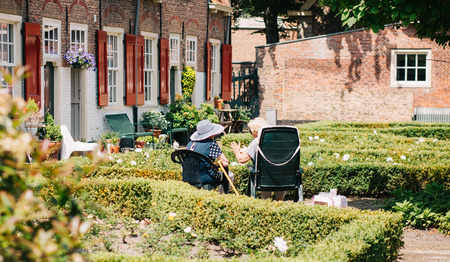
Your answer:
(141, 110), (170, 130)
(62, 179), (403, 261)
(37, 112), (63, 141)
(181, 66), (196, 97)
(0, 85), (95, 260)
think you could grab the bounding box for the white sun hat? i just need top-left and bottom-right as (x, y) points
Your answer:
(190, 119), (224, 141)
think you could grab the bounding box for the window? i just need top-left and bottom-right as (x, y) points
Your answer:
(210, 42), (220, 96)
(391, 50), (431, 88)
(0, 22), (14, 92)
(43, 23), (60, 56)
(144, 38), (155, 102)
(70, 28), (86, 50)
(169, 34), (180, 64)
(186, 36), (197, 67)
(107, 34), (118, 103)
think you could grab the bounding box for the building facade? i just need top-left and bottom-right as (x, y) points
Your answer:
(0, 0), (232, 141)
(255, 26), (450, 123)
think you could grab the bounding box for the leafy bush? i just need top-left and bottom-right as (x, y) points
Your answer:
(0, 87), (96, 260)
(141, 110), (170, 130)
(181, 66), (195, 97)
(37, 112), (63, 141)
(383, 183), (450, 234)
(58, 179), (402, 260)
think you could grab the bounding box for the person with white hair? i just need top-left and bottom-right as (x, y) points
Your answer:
(230, 117), (286, 201)
(187, 119), (234, 194)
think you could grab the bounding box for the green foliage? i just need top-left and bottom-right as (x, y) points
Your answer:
(0, 87), (98, 260)
(235, 106), (252, 122)
(64, 179), (402, 260)
(101, 131), (120, 147)
(37, 112), (63, 141)
(319, 0), (450, 47)
(383, 183), (450, 234)
(181, 66), (196, 97)
(25, 98), (39, 113)
(141, 110), (170, 130)
(166, 94), (219, 129)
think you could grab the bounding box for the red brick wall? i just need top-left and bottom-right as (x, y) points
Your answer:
(256, 26), (450, 122)
(10, 0), (227, 75)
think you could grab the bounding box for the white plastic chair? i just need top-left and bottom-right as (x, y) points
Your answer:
(60, 125), (99, 160)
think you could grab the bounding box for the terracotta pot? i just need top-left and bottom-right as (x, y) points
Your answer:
(144, 129), (162, 138)
(214, 99), (223, 110)
(110, 145), (120, 153)
(135, 141), (145, 148)
(40, 140), (61, 160)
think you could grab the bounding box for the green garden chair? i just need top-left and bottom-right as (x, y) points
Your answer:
(105, 113), (154, 148)
(248, 126), (304, 202)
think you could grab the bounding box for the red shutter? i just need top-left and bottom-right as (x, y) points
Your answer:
(206, 42), (212, 101)
(221, 44), (232, 101)
(97, 30), (108, 106)
(125, 34), (142, 106)
(137, 35), (145, 105)
(24, 22), (41, 107)
(159, 38), (169, 105)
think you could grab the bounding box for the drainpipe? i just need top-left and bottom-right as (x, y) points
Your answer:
(133, 0), (141, 144)
(205, 0), (209, 99)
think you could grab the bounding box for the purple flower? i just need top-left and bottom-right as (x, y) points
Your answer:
(64, 47), (96, 71)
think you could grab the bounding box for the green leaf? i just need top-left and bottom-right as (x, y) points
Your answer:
(391, 10), (399, 20)
(410, 13), (418, 21)
(371, 24), (380, 33)
(347, 17), (357, 27)
(370, 6), (378, 14)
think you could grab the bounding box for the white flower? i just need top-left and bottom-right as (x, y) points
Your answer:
(400, 155), (406, 160)
(133, 220), (139, 224)
(419, 138), (425, 142)
(386, 157), (393, 162)
(314, 135), (319, 140)
(308, 162), (314, 166)
(354, 136), (357, 139)
(433, 139), (438, 142)
(319, 139), (325, 142)
(308, 136), (313, 141)
(168, 212), (176, 220)
(116, 159), (123, 164)
(408, 149), (412, 151)
(173, 141), (179, 149)
(135, 148), (142, 153)
(343, 154), (350, 161)
(373, 130), (377, 134)
(130, 161), (137, 165)
(230, 162), (238, 166)
(333, 153), (340, 159)
(107, 156), (114, 161)
(274, 237), (288, 253)
(184, 226), (192, 233)
(268, 245), (277, 252)
(144, 152), (150, 158)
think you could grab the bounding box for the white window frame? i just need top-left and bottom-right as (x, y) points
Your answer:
(42, 18), (61, 62)
(185, 36), (197, 68)
(142, 32), (158, 105)
(0, 14), (21, 96)
(104, 27), (124, 107)
(69, 23), (88, 51)
(210, 39), (221, 98)
(169, 34), (180, 65)
(390, 49), (431, 88)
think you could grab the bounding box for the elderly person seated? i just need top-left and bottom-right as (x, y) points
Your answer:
(187, 119), (234, 194)
(230, 117), (286, 201)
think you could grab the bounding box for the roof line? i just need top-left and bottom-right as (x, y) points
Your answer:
(254, 24), (398, 48)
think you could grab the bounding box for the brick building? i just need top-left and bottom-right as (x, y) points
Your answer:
(255, 26), (450, 123)
(0, 0), (233, 141)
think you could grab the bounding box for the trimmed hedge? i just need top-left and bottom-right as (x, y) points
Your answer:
(69, 179), (402, 261)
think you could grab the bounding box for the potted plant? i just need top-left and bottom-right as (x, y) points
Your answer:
(214, 96), (223, 110)
(37, 112), (63, 159)
(101, 131), (120, 153)
(64, 47), (96, 71)
(24, 99), (43, 124)
(141, 110), (170, 137)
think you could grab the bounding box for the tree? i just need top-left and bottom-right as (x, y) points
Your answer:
(232, 0), (301, 44)
(319, 0), (450, 47)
